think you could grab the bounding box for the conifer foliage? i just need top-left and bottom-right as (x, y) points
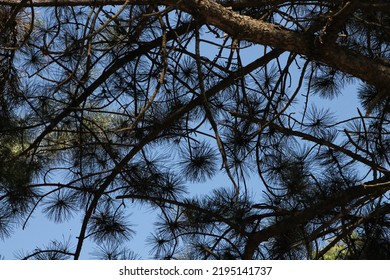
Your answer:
(0, 0), (390, 259)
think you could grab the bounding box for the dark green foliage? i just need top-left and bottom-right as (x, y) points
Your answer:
(88, 207), (134, 243)
(42, 190), (78, 223)
(310, 67), (347, 99)
(91, 243), (140, 260)
(16, 239), (74, 260)
(179, 141), (219, 183)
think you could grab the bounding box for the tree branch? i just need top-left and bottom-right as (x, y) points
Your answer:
(5, 0), (389, 94)
(243, 177), (390, 259)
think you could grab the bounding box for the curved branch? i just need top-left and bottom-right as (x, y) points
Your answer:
(6, 0), (390, 94)
(243, 177), (390, 259)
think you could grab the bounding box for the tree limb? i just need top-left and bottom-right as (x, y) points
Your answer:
(3, 0), (390, 94)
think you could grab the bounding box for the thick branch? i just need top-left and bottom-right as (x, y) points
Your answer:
(167, 0), (390, 93)
(0, 0), (135, 6)
(243, 177), (390, 259)
(0, 0), (288, 7)
(2, 0), (390, 91)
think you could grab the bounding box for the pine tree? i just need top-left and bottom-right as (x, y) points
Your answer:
(0, 0), (390, 259)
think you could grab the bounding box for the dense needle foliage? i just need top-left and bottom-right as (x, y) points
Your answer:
(0, 0), (390, 259)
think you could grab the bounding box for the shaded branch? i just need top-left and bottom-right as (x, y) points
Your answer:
(3, 0), (390, 93)
(244, 178), (390, 259)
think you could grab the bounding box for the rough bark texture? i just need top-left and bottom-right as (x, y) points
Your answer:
(1, 0), (390, 93)
(166, 0), (390, 93)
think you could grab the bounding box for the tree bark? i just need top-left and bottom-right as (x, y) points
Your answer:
(244, 178), (390, 259)
(2, 0), (390, 95)
(0, 0), (133, 6)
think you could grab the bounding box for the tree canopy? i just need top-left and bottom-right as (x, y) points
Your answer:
(1, 0), (390, 260)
